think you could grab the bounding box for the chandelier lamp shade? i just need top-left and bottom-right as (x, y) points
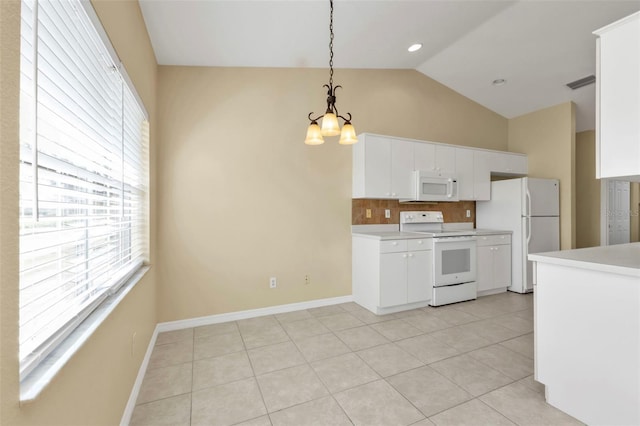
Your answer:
(305, 0), (357, 145)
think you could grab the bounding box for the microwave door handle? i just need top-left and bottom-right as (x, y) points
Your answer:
(447, 179), (453, 198)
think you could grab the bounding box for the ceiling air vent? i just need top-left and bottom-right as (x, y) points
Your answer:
(566, 75), (596, 90)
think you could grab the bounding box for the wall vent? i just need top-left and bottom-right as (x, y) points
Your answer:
(566, 75), (596, 90)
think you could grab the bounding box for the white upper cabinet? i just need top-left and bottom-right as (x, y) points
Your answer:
(353, 133), (528, 200)
(594, 12), (640, 181)
(488, 151), (528, 176)
(435, 145), (456, 174)
(473, 150), (491, 201)
(414, 142), (435, 172)
(353, 134), (390, 198)
(390, 140), (414, 199)
(455, 148), (474, 200)
(353, 134), (413, 199)
(415, 143), (455, 175)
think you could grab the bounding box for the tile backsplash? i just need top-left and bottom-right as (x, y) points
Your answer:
(352, 199), (475, 225)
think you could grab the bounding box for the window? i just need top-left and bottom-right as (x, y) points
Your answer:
(19, 0), (149, 380)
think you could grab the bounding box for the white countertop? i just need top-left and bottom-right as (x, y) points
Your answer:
(473, 229), (513, 236)
(352, 228), (512, 240)
(352, 231), (431, 240)
(529, 242), (640, 277)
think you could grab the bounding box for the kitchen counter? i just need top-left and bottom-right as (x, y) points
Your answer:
(351, 231), (431, 240)
(473, 229), (512, 236)
(531, 242), (640, 425)
(352, 229), (512, 240)
(529, 242), (640, 277)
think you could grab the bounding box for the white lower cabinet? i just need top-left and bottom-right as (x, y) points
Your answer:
(407, 249), (432, 303)
(353, 236), (433, 314)
(476, 233), (511, 295)
(380, 252), (408, 307)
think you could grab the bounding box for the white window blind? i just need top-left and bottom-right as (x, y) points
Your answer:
(19, 0), (149, 379)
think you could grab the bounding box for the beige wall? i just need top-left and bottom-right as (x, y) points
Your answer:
(0, 1), (158, 425)
(508, 102), (576, 250)
(157, 67), (508, 321)
(575, 130), (600, 248)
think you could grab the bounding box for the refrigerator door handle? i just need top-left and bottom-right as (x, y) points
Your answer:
(525, 189), (532, 217)
(526, 216), (532, 245)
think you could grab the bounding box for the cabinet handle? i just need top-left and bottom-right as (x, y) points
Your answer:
(408, 253), (414, 258)
(417, 240), (423, 244)
(403, 254), (407, 258)
(392, 192), (396, 196)
(392, 242), (398, 246)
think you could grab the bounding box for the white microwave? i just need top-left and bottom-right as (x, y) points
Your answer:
(412, 170), (459, 202)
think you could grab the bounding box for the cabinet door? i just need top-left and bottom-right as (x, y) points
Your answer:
(364, 135), (392, 198)
(414, 142), (435, 172)
(476, 245), (494, 293)
(597, 15), (640, 179)
(407, 250), (432, 303)
(488, 152), (508, 173)
(489, 152), (527, 176)
(506, 154), (528, 175)
(391, 140), (414, 199)
(473, 151), (491, 200)
(380, 253), (408, 307)
(493, 245), (512, 288)
(435, 145), (456, 174)
(455, 148), (474, 200)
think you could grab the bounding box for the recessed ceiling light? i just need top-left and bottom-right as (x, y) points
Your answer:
(408, 43), (422, 53)
(492, 78), (507, 86)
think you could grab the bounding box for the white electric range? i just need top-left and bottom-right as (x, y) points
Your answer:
(400, 211), (477, 306)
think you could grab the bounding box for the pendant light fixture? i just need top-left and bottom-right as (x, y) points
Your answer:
(304, 0), (357, 146)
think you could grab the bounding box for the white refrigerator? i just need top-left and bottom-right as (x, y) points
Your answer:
(476, 177), (560, 293)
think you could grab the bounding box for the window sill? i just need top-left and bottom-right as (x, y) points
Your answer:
(19, 265), (151, 403)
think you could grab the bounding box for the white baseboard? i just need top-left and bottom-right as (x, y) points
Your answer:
(120, 325), (159, 426)
(120, 294), (353, 425)
(156, 295), (354, 332)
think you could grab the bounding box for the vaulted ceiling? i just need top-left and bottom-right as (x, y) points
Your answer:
(139, 0), (640, 132)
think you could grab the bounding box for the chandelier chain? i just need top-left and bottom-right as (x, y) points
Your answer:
(329, 0), (334, 87)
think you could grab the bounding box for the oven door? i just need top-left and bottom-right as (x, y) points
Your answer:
(433, 236), (477, 286)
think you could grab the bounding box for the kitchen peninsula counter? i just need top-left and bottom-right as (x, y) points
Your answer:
(529, 241), (640, 276)
(529, 242), (640, 425)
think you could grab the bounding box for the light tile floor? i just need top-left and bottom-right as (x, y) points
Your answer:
(129, 292), (583, 426)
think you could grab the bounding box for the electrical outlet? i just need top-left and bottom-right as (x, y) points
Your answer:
(385, 209), (391, 219)
(305, 275), (310, 285)
(466, 209), (471, 218)
(366, 209), (372, 218)
(269, 277), (277, 288)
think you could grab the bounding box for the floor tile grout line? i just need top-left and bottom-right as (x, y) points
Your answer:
(145, 321), (531, 389)
(236, 320), (272, 418)
(474, 397), (519, 425)
(132, 390), (193, 408)
(328, 393), (357, 426)
(135, 294), (534, 423)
